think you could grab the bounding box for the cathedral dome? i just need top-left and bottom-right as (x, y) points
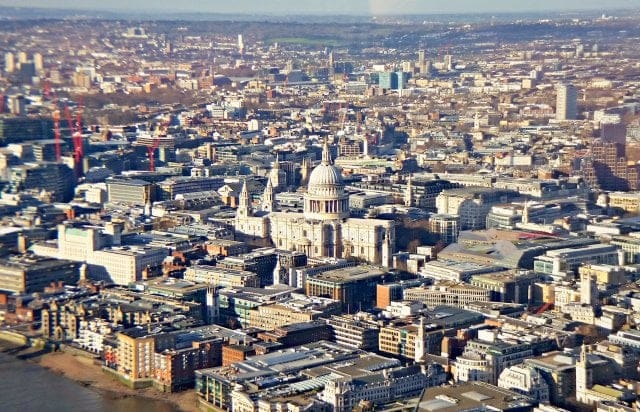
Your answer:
(304, 140), (349, 221)
(308, 162), (344, 188)
(307, 141), (345, 198)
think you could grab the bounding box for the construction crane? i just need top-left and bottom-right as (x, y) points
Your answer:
(147, 138), (160, 172)
(75, 97), (84, 159)
(52, 99), (61, 162)
(43, 80), (51, 100)
(64, 102), (84, 178)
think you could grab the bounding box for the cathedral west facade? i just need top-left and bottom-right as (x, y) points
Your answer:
(234, 142), (395, 267)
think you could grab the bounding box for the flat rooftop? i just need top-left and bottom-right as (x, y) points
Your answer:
(418, 382), (534, 412)
(0, 254), (76, 270)
(310, 265), (386, 283)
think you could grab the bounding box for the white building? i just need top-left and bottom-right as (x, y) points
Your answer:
(321, 364), (426, 412)
(498, 364), (550, 403)
(32, 222), (167, 285)
(74, 319), (114, 354)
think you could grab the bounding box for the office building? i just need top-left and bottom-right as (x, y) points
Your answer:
(0, 117), (54, 145)
(305, 265), (387, 313)
(32, 222), (167, 285)
(378, 71), (398, 90)
(582, 139), (640, 191)
(403, 282), (491, 308)
(247, 296), (341, 331)
(436, 188), (520, 230)
(429, 214), (460, 244)
(326, 314), (381, 351)
(10, 162), (75, 202)
(525, 351), (576, 407)
(16, 62), (36, 84)
(0, 255), (79, 294)
(470, 270), (539, 304)
(533, 243), (622, 279)
(455, 338), (534, 385)
(157, 176), (224, 201)
(396, 71), (409, 90)
(257, 320), (333, 348)
(8, 94), (26, 115)
(379, 318), (444, 361)
(106, 177), (154, 206)
(183, 265), (260, 288)
(216, 286), (297, 328)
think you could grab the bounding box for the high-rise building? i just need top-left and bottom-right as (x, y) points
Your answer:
(556, 83), (578, 120)
(379, 71), (398, 90)
(237, 34), (244, 54)
(7, 94), (26, 115)
(418, 49), (429, 74)
(582, 139), (640, 191)
(444, 54), (453, 71)
(396, 71), (409, 90)
(16, 62), (36, 84)
(33, 52), (43, 74)
(418, 50), (425, 65)
(17, 51), (28, 64)
(4, 52), (15, 73)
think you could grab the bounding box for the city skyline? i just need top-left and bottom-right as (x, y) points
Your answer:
(4, 3), (640, 412)
(1, 0), (639, 15)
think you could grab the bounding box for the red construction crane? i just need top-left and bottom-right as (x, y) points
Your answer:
(75, 97), (84, 158)
(64, 103), (83, 177)
(43, 80), (51, 100)
(52, 100), (61, 162)
(147, 138), (160, 172)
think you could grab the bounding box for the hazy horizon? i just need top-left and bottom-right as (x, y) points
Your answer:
(1, 0), (639, 15)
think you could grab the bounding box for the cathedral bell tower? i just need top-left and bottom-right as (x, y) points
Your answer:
(262, 177), (275, 212)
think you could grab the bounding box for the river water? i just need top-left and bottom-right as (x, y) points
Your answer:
(0, 352), (179, 412)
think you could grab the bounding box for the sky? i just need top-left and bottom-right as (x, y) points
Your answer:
(1, 0), (639, 15)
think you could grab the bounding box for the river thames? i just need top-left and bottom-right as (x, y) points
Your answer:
(0, 352), (178, 412)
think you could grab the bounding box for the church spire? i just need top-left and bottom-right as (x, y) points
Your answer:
(405, 174), (413, 207)
(322, 138), (332, 165)
(262, 177), (275, 212)
(238, 179), (251, 218)
(522, 200), (530, 224)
